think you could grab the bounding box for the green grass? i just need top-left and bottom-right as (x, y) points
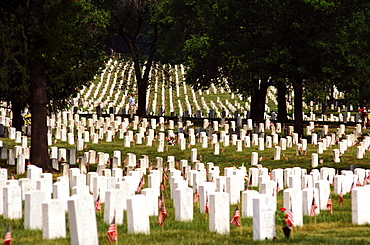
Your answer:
(1, 122), (370, 244)
(0, 58), (363, 244)
(0, 191), (364, 244)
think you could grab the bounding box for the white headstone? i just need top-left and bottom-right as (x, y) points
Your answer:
(311, 153), (318, 168)
(315, 180), (331, 210)
(283, 188), (303, 227)
(25, 190), (46, 229)
(174, 187), (193, 221)
(68, 194), (98, 245)
(251, 152), (258, 165)
(115, 181), (132, 210)
(42, 199), (66, 239)
(352, 186), (370, 225)
(19, 178), (32, 200)
(253, 194), (276, 240)
(71, 185), (89, 195)
(242, 190), (258, 218)
(209, 192), (230, 235)
(274, 146), (281, 160)
(258, 138), (264, 151)
(126, 195), (150, 234)
(104, 189), (125, 225)
(3, 184), (22, 219)
(199, 182), (216, 213)
(302, 187), (320, 216)
(334, 175), (346, 195)
(226, 176), (240, 204)
(142, 188), (158, 216)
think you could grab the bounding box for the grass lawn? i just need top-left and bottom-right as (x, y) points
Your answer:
(0, 120), (369, 244)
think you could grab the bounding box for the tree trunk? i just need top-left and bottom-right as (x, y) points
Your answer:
(133, 60), (148, 117)
(250, 79), (268, 122)
(29, 60), (51, 172)
(135, 25), (157, 117)
(28, 0), (52, 172)
(11, 100), (24, 132)
(131, 53), (156, 118)
(321, 101), (327, 115)
(136, 76), (148, 117)
(277, 81), (288, 123)
(293, 79), (304, 138)
(119, 20), (157, 118)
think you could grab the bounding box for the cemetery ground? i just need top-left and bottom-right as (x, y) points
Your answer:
(0, 59), (367, 244)
(0, 121), (370, 244)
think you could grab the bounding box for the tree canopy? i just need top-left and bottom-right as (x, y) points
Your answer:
(103, 0), (162, 117)
(0, 0), (109, 171)
(163, 0), (370, 136)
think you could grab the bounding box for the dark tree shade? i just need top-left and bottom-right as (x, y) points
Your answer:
(104, 0), (160, 117)
(164, 0), (370, 136)
(0, 0), (109, 171)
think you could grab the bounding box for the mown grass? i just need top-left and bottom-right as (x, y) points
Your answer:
(0, 192), (361, 245)
(1, 120), (370, 244)
(0, 58), (362, 243)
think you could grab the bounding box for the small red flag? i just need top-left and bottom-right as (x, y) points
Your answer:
(205, 201), (210, 214)
(158, 193), (163, 209)
(158, 203), (167, 226)
(95, 195), (101, 211)
(327, 196), (332, 214)
(350, 182), (355, 193)
(286, 207), (294, 228)
(3, 224), (11, 245)
(106, 218), (117, 244)
(163, 173), (168, 180)
(193, 191), (199, 203)
(230, 206), (241, 227)
(160, 179), (165, 192)
(309, 197), (317, 217)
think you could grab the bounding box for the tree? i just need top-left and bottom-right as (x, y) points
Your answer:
(0, 3), (30, 131)
(104, 0), (162, 117)
(276, 79), (288, 122)
(271, 0), (370, 137)
(179, 0), (279, 122)
(0, 0), (109, 171)
(166, 0), (370, 137)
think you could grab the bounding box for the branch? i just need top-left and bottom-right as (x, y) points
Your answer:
(134, 14), (144, 42)
(118, 26), (134, 54)
(143, 24), (158, 83)
(0, 2), (23, 20)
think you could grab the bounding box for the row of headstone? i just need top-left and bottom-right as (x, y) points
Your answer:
(73, 59), (355, 121)
(0, 149), (369, 242)
(72, 59), (249, 117)
(3, 107), (366, 176)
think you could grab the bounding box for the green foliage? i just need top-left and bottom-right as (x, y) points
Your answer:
(0, 0), (110, 169)
(43, 0), (110, 112)
(161, 0), (370, 109)
(0, 4), (29, 108)
(102, 0), (167, 116)
(0, 0), (110, 113)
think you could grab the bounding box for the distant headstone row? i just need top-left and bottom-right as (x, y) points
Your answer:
(0, 109), (367, 177)
(61, 59), (354, 121)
